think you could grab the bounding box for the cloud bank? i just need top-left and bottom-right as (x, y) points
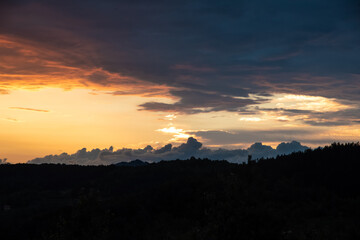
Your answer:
(28, 137), (308, 165)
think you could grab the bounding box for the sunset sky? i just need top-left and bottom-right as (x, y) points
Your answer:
(1, 0), (360, 163)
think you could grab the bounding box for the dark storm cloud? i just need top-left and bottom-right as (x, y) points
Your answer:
(1, 0), (360, 112)
(27, 137), (309, 165)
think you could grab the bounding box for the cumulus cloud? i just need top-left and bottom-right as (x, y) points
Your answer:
(27, 137), (309, 165)
(248, 143), (276, 159)
(276, 141), (308, 155)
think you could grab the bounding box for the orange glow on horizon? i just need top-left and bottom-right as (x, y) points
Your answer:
(0, 88), (178, 163)
(1, 36), (360, 164)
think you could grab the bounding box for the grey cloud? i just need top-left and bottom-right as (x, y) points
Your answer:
(87, 71), (113, 86)
(192, 129), (356, 146)
(192, 129), (320, 145)
(247, 141), (309, 159)
(254, 107), (360, 127)
(276, 141), (308, 155)
(139, 90), (257, 113)
(1, 0), (360, 114)
(27, 137), (309, 165)
(304, 108), (360, 126)
(268, 108), (315, 115)
(174, 137), (202, 153)
(303, 120), (353, 127)
(133, 145), (153, 154)
(154, 143), (172, 154)
(248, 142), (276, 159)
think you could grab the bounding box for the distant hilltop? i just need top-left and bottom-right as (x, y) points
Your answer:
(114, 159), (150, 167)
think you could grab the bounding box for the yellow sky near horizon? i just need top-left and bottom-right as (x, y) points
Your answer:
(1, 87), (359, 163)
(0, 88), (174, 162)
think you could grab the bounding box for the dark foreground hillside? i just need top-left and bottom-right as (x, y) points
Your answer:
(1, 143), (360, 240)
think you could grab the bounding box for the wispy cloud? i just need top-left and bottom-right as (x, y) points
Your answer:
(0, 35), (170, 97)
(1, 117), (19, 122)
(0, 89), (9, 94)
(9, 107), (50, 112)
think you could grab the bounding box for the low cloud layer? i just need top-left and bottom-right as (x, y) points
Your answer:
(191, 129), (340, 146)
(28, 137), (308, 165)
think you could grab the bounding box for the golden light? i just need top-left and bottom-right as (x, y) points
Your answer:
(157, 126), (191, 140)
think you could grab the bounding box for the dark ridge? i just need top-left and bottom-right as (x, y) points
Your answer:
(114, 159), (150, 167)
(1, 142), (360, 239)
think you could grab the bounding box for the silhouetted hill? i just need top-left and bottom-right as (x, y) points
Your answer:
(1, 142), (360, 239)
(114, 159), (150, 167)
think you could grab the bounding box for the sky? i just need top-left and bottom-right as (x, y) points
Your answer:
(1, 0), (360, 163)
